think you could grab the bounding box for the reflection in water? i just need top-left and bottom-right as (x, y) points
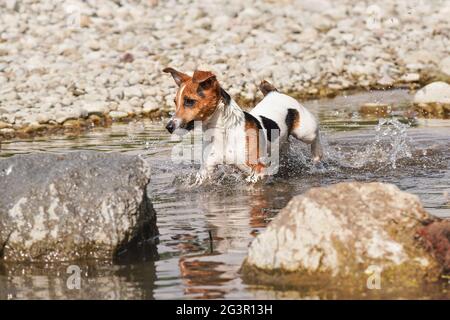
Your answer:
(0, 90), (449, 299)
(0, 261), (157, 300)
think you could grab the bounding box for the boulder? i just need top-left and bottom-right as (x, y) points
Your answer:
(242, 182), (445, 292)
(414, 82), (450, 104)
(0, 151), (158, 262)
(413, 82), (450, 118)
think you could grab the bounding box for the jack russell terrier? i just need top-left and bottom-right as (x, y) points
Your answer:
(163, 67), (323, 183)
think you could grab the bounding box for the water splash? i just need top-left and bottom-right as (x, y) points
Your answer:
(154, 118), (417, 186)
(330, 118), (412, 171)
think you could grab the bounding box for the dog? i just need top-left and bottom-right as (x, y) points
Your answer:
(163, 67), (323, 183)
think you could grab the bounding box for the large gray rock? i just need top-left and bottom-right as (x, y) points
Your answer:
(242, 182), (444, 291)
(0, 151), (158, 262)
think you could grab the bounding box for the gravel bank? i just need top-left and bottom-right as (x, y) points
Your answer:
(0, 0), (449, 139)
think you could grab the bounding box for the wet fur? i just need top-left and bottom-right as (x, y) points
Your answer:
(163, 68), (323, 180)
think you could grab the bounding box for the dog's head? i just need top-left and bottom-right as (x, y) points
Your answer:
(163, 67), (222, 134)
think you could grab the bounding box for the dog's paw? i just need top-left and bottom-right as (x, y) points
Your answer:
(192, 169), (211, 186)
(245, 172), (262, 184)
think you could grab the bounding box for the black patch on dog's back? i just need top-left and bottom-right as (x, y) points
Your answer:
(285, 108), (299, 134)
(244, 112), (263, 130)
(260, 116), (280, 142)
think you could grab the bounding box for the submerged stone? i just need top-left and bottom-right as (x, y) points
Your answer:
(242, 182), (445, 292)
(359, 103), (391, 116)
(0, 151), (158, 262)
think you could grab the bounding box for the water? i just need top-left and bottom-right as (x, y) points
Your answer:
(0, 90), (449, 299)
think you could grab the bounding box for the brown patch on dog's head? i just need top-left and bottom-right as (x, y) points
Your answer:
(163, 67), (222, 132)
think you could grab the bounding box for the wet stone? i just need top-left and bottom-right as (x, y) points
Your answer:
(359, 103), (391, 116)
(0, 151), (158, 263)
(242, 182), (445, 292)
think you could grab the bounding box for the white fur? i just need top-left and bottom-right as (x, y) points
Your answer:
(250, 91), (319, 144)
(197, 99), (248, 180)
(194, 91), (322, 183)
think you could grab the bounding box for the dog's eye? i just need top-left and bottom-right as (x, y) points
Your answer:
(184, 98), (196, 108)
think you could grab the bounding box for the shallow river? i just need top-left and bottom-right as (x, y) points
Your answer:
(0, 90), (449, 299)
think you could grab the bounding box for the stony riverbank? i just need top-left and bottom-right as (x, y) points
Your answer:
(0, 0), (449, 140)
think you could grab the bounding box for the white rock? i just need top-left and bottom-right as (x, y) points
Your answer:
(109, 111), (129, 120)
(377, 74), (395, 86)
(414, 82), (450, 104)
(143, 100), (159, 113)
(439, 56), (450, 76)
(400, 73), (420, 82)
(118, 101), (134, 113)
(124, 86), (142, 98)
(82, 101), (109, 116)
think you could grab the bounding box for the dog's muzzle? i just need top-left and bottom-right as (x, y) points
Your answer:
(165, 118), (195, 134)
(165, 119), (176, 133)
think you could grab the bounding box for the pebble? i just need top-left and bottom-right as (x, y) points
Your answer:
(359, 103), (391, 116)
(0, 121), (12, 129)
(109, 111), (129, 120)
(401, 73), (420, 83)
(0, 0), (449, 137)
(143, 100), (159, 113)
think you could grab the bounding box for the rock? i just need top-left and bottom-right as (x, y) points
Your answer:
(0, 152), (158, 262)
(242, 182), (443, 291)
(83, 101), (109, 116)
(124, 86), (143, 98)
(440, 56), (450, 76)
(359, 103), (391, 116)
(414, 82), (450, 115)
(414, 82), (450, 104)
(127, 71), (142, 85)
(79, 15), (91, 28)
(5, 0), (19, 11)
(120, 53), (134, 63)
(55, 109), (81, 124)
(417, 220), (450, 274)
(109, 110), (129, 120)
(0, 128), (15, 135)
(400, 73), (420, 83)
(0, 121), (12, 129)
(377, 74), (395, 86)
(414, 103), (450, 118)
(109, 87), (124, 100)
(143, 100), (159, 113)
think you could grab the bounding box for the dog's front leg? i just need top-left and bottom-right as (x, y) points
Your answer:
(193, 145), (221, 185)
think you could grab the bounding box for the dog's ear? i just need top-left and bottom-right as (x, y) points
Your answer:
(163, 67), (190, 86)
(192, 70), (216, 90)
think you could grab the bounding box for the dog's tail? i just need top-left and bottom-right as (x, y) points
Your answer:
(259, 80), (278, 96)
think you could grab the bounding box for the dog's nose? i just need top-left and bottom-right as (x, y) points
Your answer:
(165, 120), (175, 134)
